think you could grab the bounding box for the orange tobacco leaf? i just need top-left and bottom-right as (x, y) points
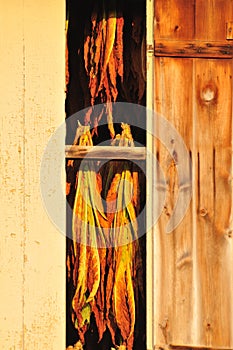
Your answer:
(86, 246), (100, 303)
(115, 16), (124, 79)
(132, 171), (139, 214)
(106, 247), (117, 345)
(93, 20), (103, 77)
(84, 35), (91, 74)
(66, 182), (71, 196)
(106, 100), (115, 139)
(108, 49), (118, 102)
(92, 247), (107, 342)
(89, 73), (98, 106)
(65, 20), (69, 89)
(106, 172), (121, 225)
(98, 15), (117, 92)
(113, 244), (135, 350)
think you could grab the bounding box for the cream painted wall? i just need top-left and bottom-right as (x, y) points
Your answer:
(0, 1), (66, 348)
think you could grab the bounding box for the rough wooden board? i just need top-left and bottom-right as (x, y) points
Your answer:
(195, 59), (233, 347)
(65, 145), (146, 159)
(155, 0), (233, 42)
(154, 57), (194, 345)
(154, 0), (195, 40)
(154, 56), (233, 347)
(154, 1), (233, 347)
(155, 40), (233, 58)
(226, 22), (233, 41)
(195, 0), (233, 41)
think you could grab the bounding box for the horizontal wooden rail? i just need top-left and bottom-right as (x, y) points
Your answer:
(155, 345), (233, 350)
(65, 145), (146, 160)
(169, 345), (233, 350)
(154, 40), (233, 58)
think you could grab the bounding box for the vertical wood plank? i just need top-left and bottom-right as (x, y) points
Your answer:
(155, 0), (233, 43)
(155, 0), (195, 40)
(154, 57), (194, 346)
(195, 0), (233, 41)
(23, 1), (66, 349)
(154, 57), (233, 348)
(195, 59), (233, 347)
(0, 1), (25, 348)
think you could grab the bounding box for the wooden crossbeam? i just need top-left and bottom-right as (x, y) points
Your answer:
(65, 145), (146, 160)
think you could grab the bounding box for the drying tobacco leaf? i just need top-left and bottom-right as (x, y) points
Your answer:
(103, 125), (142, 349)
(98, 14), (117, 93)
(113, 244), (135, 350)
(91, 247), (107, 341)
(71, 123), (144, 349)
(82, 0), (125, 137)
(106, 172), (121, 225)
(71, 123), (108, 346)
(114, 16), (124, 79)
(105, 247), (117, 344)
(108, 50), (118, 102)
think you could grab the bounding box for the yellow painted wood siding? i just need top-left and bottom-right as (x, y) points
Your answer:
(0, 1), (66, 348)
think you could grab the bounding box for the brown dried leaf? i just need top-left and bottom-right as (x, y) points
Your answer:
(113, 244), (135, 350)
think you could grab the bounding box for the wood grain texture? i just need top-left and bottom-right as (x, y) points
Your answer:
(227, 22), (233, 41)
(155, 0), (195, 40)
(23, 0), (66, 349)
(155, 0), (233, 42)
(0, 1), (25, 348)
(0, 0), (66, 349)
(195, 0), (233, 41)
(154, 57), (194, 346)
(195, 59), (233, 347)
(154, 2), (233, 347)
(65, 145), (146, 159)
(155, 40), (233, 58)
(153, 54), (233, 349)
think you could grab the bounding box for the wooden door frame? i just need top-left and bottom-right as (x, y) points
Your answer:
(146, 1), (155, 350)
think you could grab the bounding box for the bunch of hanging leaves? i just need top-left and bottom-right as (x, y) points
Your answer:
(82, 0), (124, 138)
(66, 124), (144, 350)
(66, 0), (146, 139)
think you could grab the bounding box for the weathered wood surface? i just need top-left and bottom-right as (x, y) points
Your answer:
(227, 22), (233, 41)
(0, 1), (66, 349)
(65, 145), (146, 159)
(154, 57), (194, 346)
(155, 40), (233, 58)
(195, 59), (233, 347)
(154, 55), (233, 349)
(154, 1), (233, 346)
(155, 0), (233, 42)
(155, 0), (233, 58)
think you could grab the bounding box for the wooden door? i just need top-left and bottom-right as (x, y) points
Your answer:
(153, 0), (233, 348)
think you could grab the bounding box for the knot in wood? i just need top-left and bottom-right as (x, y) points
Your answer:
(201, 87), (215, 102)
(200, 207), (208, 217)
